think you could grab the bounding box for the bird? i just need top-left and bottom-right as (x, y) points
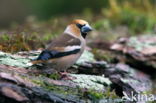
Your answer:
(30, 19), (93, 75)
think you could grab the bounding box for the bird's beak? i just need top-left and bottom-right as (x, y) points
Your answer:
(81, 24), (93, 33)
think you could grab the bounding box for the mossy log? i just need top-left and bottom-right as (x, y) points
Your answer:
(110, 35), (156, 77)
(0, 50), (153, 103)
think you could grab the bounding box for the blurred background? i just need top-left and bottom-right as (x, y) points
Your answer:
(0, 0), (156, 52)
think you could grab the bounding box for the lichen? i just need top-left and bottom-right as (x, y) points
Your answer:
(0, 51), (30, 67)
(70, 74), (111, 90)
(76, 50), (95, 65)
(127, 34), (156, 52)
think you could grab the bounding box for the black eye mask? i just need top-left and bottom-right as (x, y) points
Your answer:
(76, 24), (85, 29)
(76, 23), (87, 38)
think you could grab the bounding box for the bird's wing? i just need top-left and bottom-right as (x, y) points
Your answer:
(35, 49), (80, 61)
(46, 33), (81, 49)
(32, 34), (81, 64)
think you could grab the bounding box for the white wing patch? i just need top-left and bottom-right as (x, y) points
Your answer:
(67, 39), (74, 43)
(64, 46), (81, 52)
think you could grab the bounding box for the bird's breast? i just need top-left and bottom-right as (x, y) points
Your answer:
(52, 52), (82, 71)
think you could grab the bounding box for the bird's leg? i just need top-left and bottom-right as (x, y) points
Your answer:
(59, 71), (76, 80)
(59, 71), (68, 75)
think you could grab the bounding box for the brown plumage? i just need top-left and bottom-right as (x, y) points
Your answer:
(47, 33), (81, 50)
(30, 19), (92, 72)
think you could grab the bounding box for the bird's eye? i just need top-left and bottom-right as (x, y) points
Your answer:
(76, 24), (85, 29)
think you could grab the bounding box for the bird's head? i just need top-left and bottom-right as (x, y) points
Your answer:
(64, 19), (93, 38)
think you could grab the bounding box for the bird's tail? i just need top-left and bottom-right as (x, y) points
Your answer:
(26, 60), (43, 66)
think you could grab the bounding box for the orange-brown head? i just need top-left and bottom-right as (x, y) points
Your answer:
(64, 19), (93, 38)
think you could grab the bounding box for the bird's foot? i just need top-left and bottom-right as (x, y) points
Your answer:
(59, 72), (76, 80)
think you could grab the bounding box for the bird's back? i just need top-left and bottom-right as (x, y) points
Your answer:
(46, 33), (81, 50)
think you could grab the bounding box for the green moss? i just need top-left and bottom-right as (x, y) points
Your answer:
(83, 88), (119, 102)
(103, 88), (118, 99)
(43, 82), (79, 95)
(44, 73), (60, 80)
(85, 90), (104, 99)
(30, 76), (80, 96)
(31, 79), (44, 86)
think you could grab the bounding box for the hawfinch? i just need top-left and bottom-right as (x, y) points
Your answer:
(31, 19), (92, 72)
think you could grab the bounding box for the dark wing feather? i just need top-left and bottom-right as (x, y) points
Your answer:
(36, 49), (80, 61)
(36, 50), (58, 60)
